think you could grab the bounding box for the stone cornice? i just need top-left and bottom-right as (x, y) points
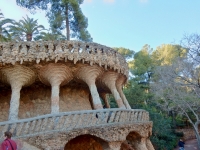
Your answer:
(0, 41), (129, 78)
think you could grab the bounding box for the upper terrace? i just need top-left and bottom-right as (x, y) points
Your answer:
(0, 41), (154, 150)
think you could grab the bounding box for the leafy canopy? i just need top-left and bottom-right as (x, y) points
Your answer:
(8, 16), (45, 41)
(0, 11), (14, 42)
(16, 0), (92, 42)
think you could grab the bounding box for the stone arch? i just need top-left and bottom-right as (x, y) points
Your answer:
(121, 131), (147, 150)
(64, 134), (109, 150)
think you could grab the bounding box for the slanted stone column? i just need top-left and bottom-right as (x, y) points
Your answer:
(0, 65), (36, 120)
(100, 93), (110, 108)
(131, 138), (149, 150)
(74, 65), (103, 109)
(116, 75), (131, 109)
(38, 63), (73, 114)
(107, 141), (122, 150)
(146, 138), (155, 150)
(100, 71), (125, 109)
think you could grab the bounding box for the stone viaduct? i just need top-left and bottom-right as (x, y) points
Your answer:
(0, 41), (154, 150)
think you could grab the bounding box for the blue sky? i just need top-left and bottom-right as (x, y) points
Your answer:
(1, 0), (200, 52)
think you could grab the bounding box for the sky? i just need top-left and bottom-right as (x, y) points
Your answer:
(1, 0), (200, 52)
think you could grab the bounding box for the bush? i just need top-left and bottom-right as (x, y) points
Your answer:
(145, 106), (180, 150)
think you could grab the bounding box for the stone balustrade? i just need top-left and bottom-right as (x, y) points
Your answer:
(0, 109), (149, 139)
(0, 41), (129, 77)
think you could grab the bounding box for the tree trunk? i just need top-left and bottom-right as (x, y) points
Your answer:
(26, 34), (32, 41)
(0, 28), (3, 41)
(65, 4), (70, 40)
(193, 123), (200, 149)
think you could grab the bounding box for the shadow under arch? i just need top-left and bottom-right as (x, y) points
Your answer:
(64, 134), (109, 150)
(121, 131), (147, 150)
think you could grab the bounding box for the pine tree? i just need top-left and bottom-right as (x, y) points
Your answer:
(16, 0), (92, 42)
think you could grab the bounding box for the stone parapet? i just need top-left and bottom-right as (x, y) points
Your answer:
(0, 109), (149, 139)
(0, 109), (152, 150)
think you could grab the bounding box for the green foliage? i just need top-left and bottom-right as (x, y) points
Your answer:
(123, 80), (152, 108)
(109, 95), (118, 108)
(145, 106), (180, 150)
(35, 28), (66, 41)
(130, 44), (153, 77)
(120, 44), (186, 149)
(16, 0), (92, 41)
(8, 16), (45, 41)
(152, 44), (187, 66)
(0, 11), (14, 42)
(117, 45), (154, 108)
(122, 79), (180, 149)
(114, 47), (134, 60)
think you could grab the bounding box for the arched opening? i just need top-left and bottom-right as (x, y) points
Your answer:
(64, 134), (108, 150)
(121, 131), (144, 150)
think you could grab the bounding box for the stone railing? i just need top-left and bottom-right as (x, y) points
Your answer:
(0, 109), (149, 139)
(0, 41), (129, 77)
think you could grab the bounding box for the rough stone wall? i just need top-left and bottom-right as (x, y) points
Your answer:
(176, 128), (200, 140)
(60, 85), (92, 112)
(20, 122), (153, 150)
(0, 84), (92, 122)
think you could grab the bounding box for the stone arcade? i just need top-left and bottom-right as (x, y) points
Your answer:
(0, 41), (154, 150)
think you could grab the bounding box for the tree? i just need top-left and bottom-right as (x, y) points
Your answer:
(147, 106), (180, 150)
(16, 0), (92, 42)
(114, 47), (134, 60)
(124, 44), (184, 149)
(130, 44), (153, 82)
(0, 11), (14, 42)
(8, 16), (45, 41)
(151, 57), (200, 149)
(150, 41), (200, 148)
(35, 28), (66, 41)
(152, 44), (187, 66)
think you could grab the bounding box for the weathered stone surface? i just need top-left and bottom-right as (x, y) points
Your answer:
(0, 41), (128, 77)
(20, 122), (152, 150)
(13, 140), (40, 150)
(0, 40), (154, 150)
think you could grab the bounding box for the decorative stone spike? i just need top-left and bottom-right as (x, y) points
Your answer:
(36, 59), (40, 64)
